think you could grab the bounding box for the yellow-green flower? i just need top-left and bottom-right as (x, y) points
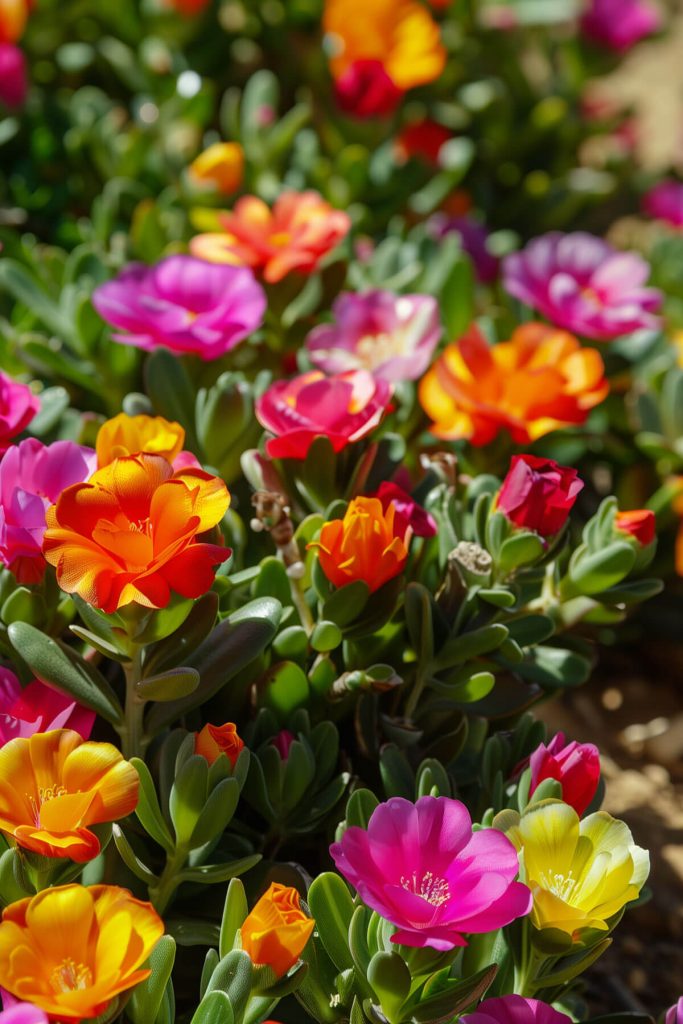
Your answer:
(504, 800), (649, 939)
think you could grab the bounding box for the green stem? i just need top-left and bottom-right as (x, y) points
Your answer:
(148, 845), (187, 916)
(404, 662), (430, 720)
(121, 646), (148, 761)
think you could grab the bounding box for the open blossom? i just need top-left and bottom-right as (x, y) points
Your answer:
(503, 233), (662, 341)
(188, 141), (244, 195)
(191, 191), (351, 284)
(0, 43), (27, 108)
(92, 255), (266, 360)
(42, 454), (231, 613)
(0, 372), (38, 453)
(0, 884), (163, 1020)
(529, 733), (600, 815)
(462, 996), (572, 1024)
(615, 508), (656, 546)
(309, 496), (412, 593)
(241, 883), (314, 977)
(497, 456), (584, 537)
(256, 370), (391, 460)
(195, 722), (244, 766)
(419, 323), (608, 445)
(643, 180), (683, 229)
(581, 0), (660, 52)
(0, 1003), (48, 1023)
(306, 291), (441, 382)
(95, 412), (196, 469)
(373, 481), (437, 538)
(0, 669), (95, 746)
(0, 729), (139, 861)
(331, 796), (531, 949)
(505, 801), (649, 938)
(0, 439), (97, 584)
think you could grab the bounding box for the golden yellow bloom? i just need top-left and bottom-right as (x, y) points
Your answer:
(0, 884), (164, 1021)
(241, 882), (314, 977)
(96, 412), (186, 467)
(505, 800), (649, 939)
(0, 729), (139, 861)
(188, 141), (245, 195)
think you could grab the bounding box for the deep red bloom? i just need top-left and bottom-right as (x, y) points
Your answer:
(497, 455), (583, 537)
(335, 60), (403, 118)
(529, 733), (600, 816)
(394, 120), (451, 165)
(615, 509), (656, 546)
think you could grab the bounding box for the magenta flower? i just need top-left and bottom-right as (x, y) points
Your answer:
(334, 61), (403, 119)
(271, 730), (296, 759)
(0, 45), (28, 109)
(643, 180), (683, 229)
(0, 373), (38, 454)
(0, 668), (95, 746)
(306, 291), (441, 382)
(255, 370), (392, 460)
(0, 438), (96, 584)
(430, 215), (500, 283)
(92, 255), (266, 360)
(529, 733), (600, 815)
(462, 995), (572, 1024)
(372, 481), (437, 538)
(665, 998), (683, 1024)
(502, 232), (662, 341)
(330, 796), (532, 950)
(581, 0), (660, 53)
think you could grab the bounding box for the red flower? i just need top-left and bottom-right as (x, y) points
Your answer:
(394, 120), (451, 165)
(497, 455), (583, 537)
(529, 733), (600, 816)
(335, 60), (403, 118)
(615, 509), (655, 546)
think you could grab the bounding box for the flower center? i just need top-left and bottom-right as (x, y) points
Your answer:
(129, 517), (153, 536)
(400, 870), (450, 907)
(355, 330), (406, 369)
(50, 958), (93, 994)
(540, 869), (577, 902)
(29, 785), (67, 826)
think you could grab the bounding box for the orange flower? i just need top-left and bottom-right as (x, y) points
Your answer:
(241, 883), (314, 977)
(188, 142), (244, 196)
(195, 722), (244, 766)
(419, 322), (609, 446)
(0, 0), (30, 43)
(42, 454), (231, 613)
(309, 496), (412, 593)
(0, 884), (163, 1021)
(190, 190), (351, 284)
(96, 413), (186, 467)
(0, 730), (139, 862)
(323, 0), (446, 91)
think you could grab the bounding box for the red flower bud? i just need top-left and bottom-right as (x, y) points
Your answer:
(529, 733), (600, 815)
(615, 508), (655, 546)
(497, 455), (583, 537)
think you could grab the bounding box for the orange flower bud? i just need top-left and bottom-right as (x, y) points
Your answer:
(309, 496), (411, 593)
(188, 142), (245, 196)
(241, 883), (314, 977)
(194, 722), (244, 766)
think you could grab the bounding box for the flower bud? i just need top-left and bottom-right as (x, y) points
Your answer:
(188, 142), (244, 196)
(271, 730), (296, 760)
(529, 733), (600, 815)
(614, 508), (655, 546)
(241, 883), (314, 977)
(195, 722), (244, 767)
(497, 455), (583, 537)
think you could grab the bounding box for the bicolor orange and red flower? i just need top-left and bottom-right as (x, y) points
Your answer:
(195, 722), (244, 767)
(419, 322), (608, 446)
(0, 0), (30, 43)
(42, 454), (230, 613)
(615, 508), (656, 546)
(241, 883), (314, 977)
(0, 884), (163, 1021)
(309, 496), (412, 593)
(0, 730), (139, 861)
(96, 413), (186, 468)
(190, 191), (350, 284)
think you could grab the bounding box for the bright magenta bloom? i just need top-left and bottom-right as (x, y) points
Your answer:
(665, 998), (683, 1024)
(255, 370), (392, 460)
(0, 372), (38, 454)
(0, 43), (27, 108)
(0, 669), (95, 746)
(462, 996), (572, 1024)
(330, 796), (532, 950)
(581, 0), (660, 52)
(529, 733), (600, 816)
(643, 180), (683, 229)
(0, 1002), (49, 1023)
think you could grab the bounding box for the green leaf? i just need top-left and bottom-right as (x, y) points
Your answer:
(409, 964), (498, 1022)
(127, 935), (176, 1024)
(178, 854), (261, 886)
(206, 949), (253, 1021)
(498, 532), (545, 573)
(144, 349), (200, 452)
(260, 661), (310, 720)
(519, 646), (592, 689)
(440, 255), (474, 339)
(434, 623), (509, 671)
(7, 622), (123, 725)
(0, 259), (73, 338)
(136, 667), (200, 703)
(219, 879), (249, 958)
(190, 778), (240, 849)
(132, 598), (195, 644)
(568, 542), (636, 595)
(323, 580), (370, 628)
(169, 755), (209, 847)
(506, 615), (555, 647)
(344, 789), (380, 829)
(405, 583), (435, 665)
(130, 758), (175, 854)
(307, 872), (355, 973)
(143, 593), (219, 676)
(191, 991), (234, 1024)
(367, 951), (410, 1023)
(533, 938), (611, 987)
(112, 825), (158, 885)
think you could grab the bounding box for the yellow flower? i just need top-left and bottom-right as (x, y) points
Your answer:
(96, 412), (186, 467)
(0, 884), (164, 1021)
(505, 801), (649, 939)
(188, 142), (245, 196)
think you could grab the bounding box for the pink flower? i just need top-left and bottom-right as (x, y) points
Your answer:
(462, 996), (572, 1024)
(429, 215), (500, 283)
(502, 232), (662, 341)
(665, 998), (683, 1024)
(643, 180), (683, 229)
(334, 60), (403, 118)
(0, 438), (96, 584)
(372, 481), (437, 538)
(581, 0), (661, 53)
(271, 730), (296, 759)
(0, 44), (27, 109)
(0, 372), (38, 453)
(306, 291), (441, 382)
(0, 668), (95, 746)
(92, 255), (266, 360)
(255, 370), (392, 460)
(330, 796), (532, 950)
(529, 733), (600, 815)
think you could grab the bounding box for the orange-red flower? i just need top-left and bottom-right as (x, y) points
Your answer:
(188, 141), (244, 195)
(0, 0), (30, 43)
(190, 190), (351, 284)
(0, 884), (163, 1021)
(419, 322), (609, 446)
(0, 730), (139, 861)
(323, 0), (446, 92)
(42, 454), (230, 613)
(195, 722), (244, 766)
(241, 883), (314, 977)
(615, 508), (655, 546)
(96, 413), (186, 467)
(309, 496), (412, 593)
